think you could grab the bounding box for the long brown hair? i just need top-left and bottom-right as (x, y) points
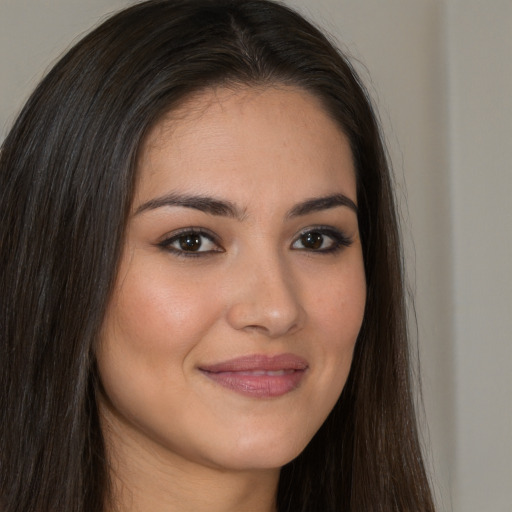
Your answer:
(0, 1), (435, 510)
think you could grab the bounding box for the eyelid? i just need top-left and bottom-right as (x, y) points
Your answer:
(157, 227), (224, 256)
(291, 225), (353, 252)
(156, 225), (353, 258)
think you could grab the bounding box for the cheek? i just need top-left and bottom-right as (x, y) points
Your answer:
(95, 260), (225, 424)
(307, 260), (366, 386)
(95, 261), (226, 446)
(312, 262), (366, 343)
(103, 261), (222, 359)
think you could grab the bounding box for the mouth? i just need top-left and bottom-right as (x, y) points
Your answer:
(198, 353), (309, 398)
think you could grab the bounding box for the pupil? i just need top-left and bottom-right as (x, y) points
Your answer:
(179, 234), (201, 251)
(302, 232), (323, 249)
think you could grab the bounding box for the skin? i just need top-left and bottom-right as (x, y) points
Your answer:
(97, 85), (366, 512)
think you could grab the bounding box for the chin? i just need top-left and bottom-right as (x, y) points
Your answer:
(200, 426), (314, 472)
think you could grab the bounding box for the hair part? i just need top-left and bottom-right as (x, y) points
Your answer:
(0, 1), (434, 510)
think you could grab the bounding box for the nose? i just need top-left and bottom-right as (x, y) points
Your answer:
(225, 253), (306, 338)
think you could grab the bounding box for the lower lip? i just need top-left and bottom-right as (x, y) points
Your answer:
(200, 369), (306, 398)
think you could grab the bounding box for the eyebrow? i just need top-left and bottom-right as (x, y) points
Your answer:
(286, 194), (358, 218)
(135, 193), (246, 220)
(134, 192), (357, 219)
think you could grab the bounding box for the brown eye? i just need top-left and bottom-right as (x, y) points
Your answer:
(178, 234), (202, 252)
(292, 227), (352, 253)
(300, 231), (323, 250)
(160, 229), (221, 256)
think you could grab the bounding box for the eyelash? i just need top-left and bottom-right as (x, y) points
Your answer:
(158, 227), (222, 258)
(293, 226), (353, 254)
(158, 226), (353, 258)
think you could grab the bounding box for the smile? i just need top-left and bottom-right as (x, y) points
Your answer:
(199, 354), (309, 398)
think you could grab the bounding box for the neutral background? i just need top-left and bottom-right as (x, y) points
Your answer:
(1, 1), (510, 510)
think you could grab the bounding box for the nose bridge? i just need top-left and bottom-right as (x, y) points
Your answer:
(225, 244), (305, 337)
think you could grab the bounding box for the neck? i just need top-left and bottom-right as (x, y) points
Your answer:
(101, 405), (280, 512)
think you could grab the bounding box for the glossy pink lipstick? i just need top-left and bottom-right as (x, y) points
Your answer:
(199, 354), (308, 398)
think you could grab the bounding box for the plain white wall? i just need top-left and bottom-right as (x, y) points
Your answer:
(446, 2), (512, 510)
(1, 1), (511, 511)
(0, 0), (132, 131)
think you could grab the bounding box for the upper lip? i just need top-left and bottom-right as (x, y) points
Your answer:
(199, 353), (309, 373)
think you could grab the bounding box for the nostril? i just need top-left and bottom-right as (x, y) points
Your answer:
(225, 292), (305, 338)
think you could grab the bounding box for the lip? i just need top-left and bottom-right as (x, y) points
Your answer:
(199, 353), (309, 398)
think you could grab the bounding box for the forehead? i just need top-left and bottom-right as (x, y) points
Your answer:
(135, 85), (356, 208)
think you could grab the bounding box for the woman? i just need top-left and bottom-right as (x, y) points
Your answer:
(0, 0), (435, 511)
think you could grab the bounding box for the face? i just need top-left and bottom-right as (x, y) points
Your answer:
(97, 86), (366, 473)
